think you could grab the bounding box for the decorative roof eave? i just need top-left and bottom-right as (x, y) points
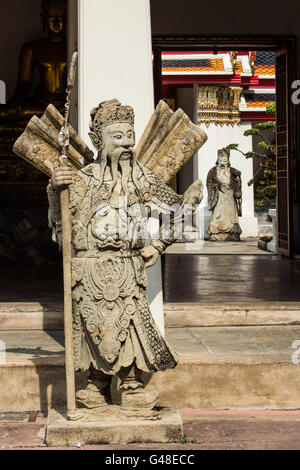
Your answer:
(162, 71), (233, 76)
(160, 51), (275, 81)
(240, 111), (276, 121)
(162, 77), (276, 89)
(243, 106), (267, 112)
(258, 74), (275, 79)
(162, 74), (264, 86)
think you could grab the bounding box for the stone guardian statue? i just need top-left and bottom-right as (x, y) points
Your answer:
(207, 148), (242, 241)
(46, 99), (205, 415)
(13, 95), (207, 432)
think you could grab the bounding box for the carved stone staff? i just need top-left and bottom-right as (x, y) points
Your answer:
(58, 51), (78, 419)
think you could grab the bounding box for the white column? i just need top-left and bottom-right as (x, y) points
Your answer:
(77, 0), (165, 334)
(78, 0), (154, 143)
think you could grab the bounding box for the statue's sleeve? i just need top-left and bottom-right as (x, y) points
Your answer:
(47, 183), (62, 249)
(148, 172), (203, 253)
(234, 171), (242, 198)
(46, 171), (86, 249)
(233, 171), (242, 216)
(206, 168), (218, 211)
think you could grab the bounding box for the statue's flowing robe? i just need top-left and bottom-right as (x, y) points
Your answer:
(207, 166), (242, 237)
(48, 162), (184, 375)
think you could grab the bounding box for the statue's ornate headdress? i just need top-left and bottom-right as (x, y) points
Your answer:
(216, 148), (230, 166)
(89, 99), (135, 152)
(218, 148), (230, 158)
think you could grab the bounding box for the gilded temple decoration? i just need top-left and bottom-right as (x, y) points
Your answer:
(198, 86), (242, 127)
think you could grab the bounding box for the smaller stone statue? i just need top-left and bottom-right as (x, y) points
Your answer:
(207, 148), (242, 241)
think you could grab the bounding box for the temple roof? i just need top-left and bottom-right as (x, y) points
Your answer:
(161, 51), (276, 119)
(161, 51), (275, 78)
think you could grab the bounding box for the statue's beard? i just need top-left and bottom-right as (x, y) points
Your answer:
(109, 147), (135, 195)
(97, 146), (141, 208)
(217, 165), (231, 185)
(97, 145), (147, 209)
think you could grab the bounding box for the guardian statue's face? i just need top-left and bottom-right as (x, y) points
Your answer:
(217, 153), (230, 169)
(102, 123), (135, 161)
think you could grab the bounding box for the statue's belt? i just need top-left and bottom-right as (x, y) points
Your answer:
(74, 249), (143, 259)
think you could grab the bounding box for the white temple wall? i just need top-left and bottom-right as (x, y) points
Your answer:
(176, 87), (196, 193)
(196, 121), (258, 239)
(77, 0), (165, 334)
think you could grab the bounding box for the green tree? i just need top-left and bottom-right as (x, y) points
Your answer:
(225, 104), (276, 207)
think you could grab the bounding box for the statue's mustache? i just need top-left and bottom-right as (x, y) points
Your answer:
(111, 147), (135, 160)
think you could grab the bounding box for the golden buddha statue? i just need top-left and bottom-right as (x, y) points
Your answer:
(0, 0), (67, 121)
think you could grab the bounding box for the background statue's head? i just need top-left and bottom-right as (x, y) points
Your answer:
(41, 0), (67, 35)
(216, 148), (230, 169)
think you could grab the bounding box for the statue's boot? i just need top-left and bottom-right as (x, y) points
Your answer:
(118, 364), (159, 410)
(76, 369), (111, 409)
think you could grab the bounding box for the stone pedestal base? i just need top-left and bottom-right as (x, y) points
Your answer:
(46, 407), (183, 446)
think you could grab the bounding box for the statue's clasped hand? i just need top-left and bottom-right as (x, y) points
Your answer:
(141, 245), (160, 268)
(50, 165), (74, 190)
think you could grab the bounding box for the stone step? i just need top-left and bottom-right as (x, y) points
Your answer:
(0, 302), (63, 330)
(1, 301), (300, 331)
(164, 301), (300, 327)
(1, 326), (300, 412)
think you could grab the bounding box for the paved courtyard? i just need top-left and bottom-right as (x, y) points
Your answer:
(163, 254), (300, 302)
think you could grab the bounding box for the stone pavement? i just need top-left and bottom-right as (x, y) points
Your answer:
(2, 409), (300, 450)
(1, 326), (300, 449)
(163, 254), (300, 302)
(166, 239), (271, 255)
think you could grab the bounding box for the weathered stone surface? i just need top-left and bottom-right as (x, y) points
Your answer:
(164, 302), (300, 327)
(46, 407), (183, 446)
(14, 97), (206, 424)
(13, 104), (94, 177)
(137, 100), (207, 183)
(47, 99), (206, 412)
(1, 327), (300, 412)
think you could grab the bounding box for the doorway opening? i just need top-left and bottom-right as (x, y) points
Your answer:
(152, 36), (300, 303)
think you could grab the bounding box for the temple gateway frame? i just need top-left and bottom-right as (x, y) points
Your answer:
(152, 34), (298, 257)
